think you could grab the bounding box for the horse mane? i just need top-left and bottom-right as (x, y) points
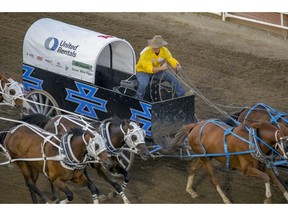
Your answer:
(109, 115), (128, 125)
(91, 115), (126, 129)
(68, 127), (85, 137)
(0, 132), (7, 145)
(18, 113), (51, 129)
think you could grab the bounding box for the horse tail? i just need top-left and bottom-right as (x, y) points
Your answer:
(171, 123), (196, 149)
(17, 113), (51, 129)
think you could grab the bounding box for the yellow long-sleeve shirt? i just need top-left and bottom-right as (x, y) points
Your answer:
(136, 46), (179, 74)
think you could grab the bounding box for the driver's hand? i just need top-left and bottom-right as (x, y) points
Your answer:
(176, 64), (182, 71)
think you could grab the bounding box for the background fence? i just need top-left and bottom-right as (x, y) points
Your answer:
(208, 12), (288, 39)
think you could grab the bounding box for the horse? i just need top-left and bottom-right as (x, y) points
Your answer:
(171, 119), (288, 203)
(19, 113), (150, 204)
(0, 73), (26, 111)
(1, 123), (112, 204)
(237, 103), (288, 128)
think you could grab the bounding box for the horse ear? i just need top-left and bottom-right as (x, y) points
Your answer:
(248, 121), (264, 129)
(135, 116), (140, 125)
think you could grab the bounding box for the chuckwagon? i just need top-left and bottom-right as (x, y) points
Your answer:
(21, 18), (196, 169)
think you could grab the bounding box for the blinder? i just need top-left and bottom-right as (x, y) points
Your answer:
(1, 78), (24, 106)
(278, 136), (288, 158)
(123, 122), (146, 149)
(87, 132), (107, 159)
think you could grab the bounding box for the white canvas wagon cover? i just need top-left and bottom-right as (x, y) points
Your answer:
(23, 18), (136, 83)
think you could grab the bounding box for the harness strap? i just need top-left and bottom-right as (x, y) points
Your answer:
(224, 128), (232, 169)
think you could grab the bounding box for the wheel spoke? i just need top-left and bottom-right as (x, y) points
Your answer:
(25, 90), (60, 117)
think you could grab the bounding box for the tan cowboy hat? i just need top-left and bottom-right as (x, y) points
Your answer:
(147, 35), (168, 48)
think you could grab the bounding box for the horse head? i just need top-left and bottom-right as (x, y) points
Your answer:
(121, 120), (150, 160)
(249, 121), (288, 159)
(0, 76), (27, 112)
(85, 130), (113, 170)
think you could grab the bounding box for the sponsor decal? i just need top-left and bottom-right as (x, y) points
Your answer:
(22, 65), (43, 91)
(36, 56), (43, 61)
(56, 62), (62, 68)
(26, 53), (34, 58)
(66, 81), (107, 119)
(130, 102), (152, 137)
(98, 35), (114, 39)
(44, 37), (80, 58)
(72, 60), (92, 71)
(45, 59), (53, 65)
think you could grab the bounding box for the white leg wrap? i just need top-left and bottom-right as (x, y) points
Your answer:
(265, 183), (272, 199)
(283, 191), (288, 201)
(186, 175), (194, 192)
(216, 185), (231, 204)
(59, 198), (70, 204)
(93, 199), (99, 204)
(186, 175), (199, 198)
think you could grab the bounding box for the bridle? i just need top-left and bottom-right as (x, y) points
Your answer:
(120, 121), (146, 152)
(274, 131), (288, 159)
(0, 78), (25, 107)
(100, 121), (146, 155)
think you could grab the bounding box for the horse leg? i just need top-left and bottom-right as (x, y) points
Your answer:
(186, 158), (202, 199)
(73, 171), (101, 204)
(98, 166), (130, 204)
(201, 158), (231, 204)
(52, 178), (73, 204)
(110, 165), (130, 204)
(244, 166), (272, 203)
(18, 162), (48, 203)
(49, 181), (60, 203)
(265, 168), (288, 202)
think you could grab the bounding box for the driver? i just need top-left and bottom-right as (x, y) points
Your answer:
(135, 35), (186, 100)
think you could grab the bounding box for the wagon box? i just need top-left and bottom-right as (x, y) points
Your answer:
(22, 18), (195, 138)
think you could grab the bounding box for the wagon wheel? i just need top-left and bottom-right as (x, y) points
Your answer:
(24, 90), (61, 117)
(112, 146), (135, 178)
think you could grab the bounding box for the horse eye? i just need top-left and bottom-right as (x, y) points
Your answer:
(9, 89), (16, 96)
(131, 134), (137, 142)
(94, 144), (99, 150)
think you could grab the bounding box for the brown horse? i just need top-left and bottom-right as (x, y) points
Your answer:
(236, 103), (288, 163)
(237, 103), (288, 127)
(0, 74), (26, 110)
(172, 119), (288, 203)
(19, 113), (150, 203)
(1, 123), (112, 204)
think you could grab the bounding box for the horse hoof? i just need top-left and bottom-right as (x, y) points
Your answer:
(191, 192), (199, 199)
(264, 198), (272, 204)
(98, 194), (107, 201)
(108, 192), (116, 199)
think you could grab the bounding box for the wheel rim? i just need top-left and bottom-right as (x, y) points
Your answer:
(25, 90), (61, 117)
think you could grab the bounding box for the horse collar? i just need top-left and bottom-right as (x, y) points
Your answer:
(248, 128), (274, 168)
(100, 122), (121, 155)
(59, 133), (88, 170)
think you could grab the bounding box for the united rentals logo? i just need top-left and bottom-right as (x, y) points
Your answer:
(44, 37), (80, 57)
(130, 102), (152, 137)
(44, 37), (59, 51)
(66, 81), (107, 119)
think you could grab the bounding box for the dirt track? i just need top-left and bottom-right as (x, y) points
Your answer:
(0, 13), (288, 204)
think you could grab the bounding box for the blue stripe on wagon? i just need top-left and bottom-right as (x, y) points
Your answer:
(22, 65), (43, 91)
(65, 81), (107, 119)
